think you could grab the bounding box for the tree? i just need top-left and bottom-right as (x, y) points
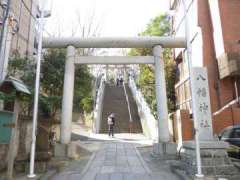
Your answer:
(40, 48), (66, 117)
(4, 54), (35, 116)
(129, 14), (176, 116)
(4, 49), (93, 119)
(74, 64), (93, 113)
(5, 8), (102, 119)
(47, 9), (102, 116)
(41, 48), (93, 117)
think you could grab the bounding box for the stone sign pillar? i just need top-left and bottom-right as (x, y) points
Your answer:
(191, 67), (213, 140)
(61, 45), (75, 144)
(181, 67), (239, 177)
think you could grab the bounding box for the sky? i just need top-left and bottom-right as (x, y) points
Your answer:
(44, 0), (170, 37)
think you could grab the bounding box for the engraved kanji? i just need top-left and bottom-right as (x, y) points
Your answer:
(199, 102), (209, 114)
(197, 88), (207, 98)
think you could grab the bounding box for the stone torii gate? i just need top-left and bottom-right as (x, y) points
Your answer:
(42, 37), (186, 146)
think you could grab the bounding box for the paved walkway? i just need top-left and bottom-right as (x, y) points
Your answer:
(52, 141), (182, 180)
(50, 124), (182, 180)
(81, 142), (150, 180)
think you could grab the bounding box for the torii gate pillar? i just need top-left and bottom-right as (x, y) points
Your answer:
(153, 45), (170, 143)
(153, 45), (176, 155)
(61, 45), (75, 144)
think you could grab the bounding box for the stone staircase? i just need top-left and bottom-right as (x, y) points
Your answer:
(100, 83), (142, 133)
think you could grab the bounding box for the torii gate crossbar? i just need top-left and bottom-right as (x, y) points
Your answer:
(43, 36), (186, 48)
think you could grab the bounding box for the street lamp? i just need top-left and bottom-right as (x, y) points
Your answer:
(28, 3), (51, 178)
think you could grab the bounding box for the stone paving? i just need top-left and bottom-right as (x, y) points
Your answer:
(51, 141), (183, 180)
(49, 125), (183, 180)
(81, 142), (150, 180)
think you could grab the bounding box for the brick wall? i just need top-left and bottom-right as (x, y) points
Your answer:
(213, 106), (240, 134)
(173, 110), (194, 142)
(218, 0), (240, 54)
(217, 0), (240, 108)
(198, 0), (221, 113)
(172, 0), (240, 140)
(233, 107), (240, 124)
(196, 0), (237, 114)
(173, 106), (240, 141)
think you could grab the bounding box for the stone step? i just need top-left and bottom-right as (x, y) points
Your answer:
(100, 83), (142, 134)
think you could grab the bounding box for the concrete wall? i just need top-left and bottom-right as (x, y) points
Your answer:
(0, 144), (8, 170)
(16, 120), (32, 161)
(93, 80), (105, 133)
(0, 0), (39, 58)
(128, 78), (158, 140)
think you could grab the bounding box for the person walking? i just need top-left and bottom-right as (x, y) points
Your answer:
(116, 77), (120, 86)
(120, 77), (124, 86)
(108, 113), (115, 137)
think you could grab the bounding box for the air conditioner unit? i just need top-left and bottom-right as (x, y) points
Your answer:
(217, 52), (240, 79)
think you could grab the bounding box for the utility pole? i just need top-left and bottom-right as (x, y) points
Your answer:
(182, 0), (203, 177)
(28, 0), (51, 177)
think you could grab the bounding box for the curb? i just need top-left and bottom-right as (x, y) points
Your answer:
(78, 152), (96, 178)
(135, 146), (151, 175)
(39, 169), (57, 180)
(170, 165), (191, 180)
